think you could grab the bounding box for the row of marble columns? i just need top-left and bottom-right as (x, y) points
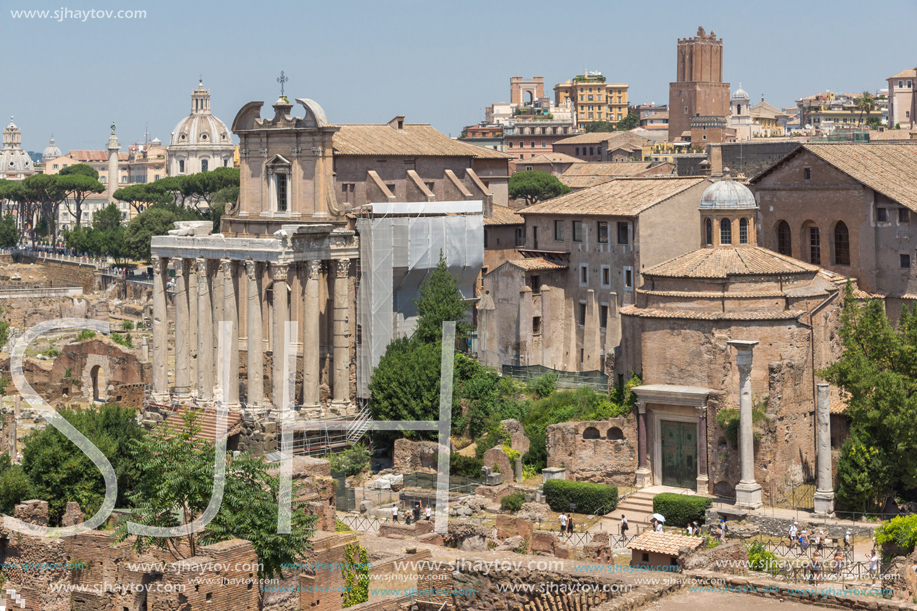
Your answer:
(151, 255), (351, 410)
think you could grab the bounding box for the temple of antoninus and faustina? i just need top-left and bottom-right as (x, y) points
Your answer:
(150, 94), (484, 443)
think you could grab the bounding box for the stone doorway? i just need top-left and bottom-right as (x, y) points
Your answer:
(90, 365), (105, 402)
(660, 420), (696, 488)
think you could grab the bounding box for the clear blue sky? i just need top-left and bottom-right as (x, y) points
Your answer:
(2, 0), (914, 152)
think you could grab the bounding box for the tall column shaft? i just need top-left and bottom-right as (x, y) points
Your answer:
(188, 260), (199, 395)
(174, 258), (190, 397)
(814, 383), (835, 515)
(302, 260), (321, 407)
(196, 258), (213, 401)
(635, 400), (650, 488)
(246, 261), (264, 407)
(211, 260), (224, 392)
(271, 263), (289, 409)
(151, 256), (168, 399)
(729, 340), (762, 509)
(697, 404), (709, 495)
(332, 258), (350, 406)
(222, 259), (240, 406)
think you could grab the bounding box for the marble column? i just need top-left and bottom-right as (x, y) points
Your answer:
(635, 400), (650, 488)
(332, 258), (350, 407)
(696, 403), (709, 495)
(174, 258), (191, 398)
(271, 263), (289, 410)
(151, 256), (169, 401)
(196, 258), (213, 401)
(813, 383), (835, 515)
(246, 261), (264, 408)
(222, 259), (240, 407)
(212, 258), (224, 392)
(729, 339), (762, 509)
(302, 260), (321, 408)
(188, 257), (199, 396)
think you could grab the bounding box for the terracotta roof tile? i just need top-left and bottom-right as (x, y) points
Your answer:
(889, 68), (917, 79)
(507, 258), (567, 271)
(160, 405), (243, 443)
(560, 162), (657, 188)
(520, 153), (584, 165)
(554, 130), (654, 148)
(627, 531), (704, 555)
(521, 177), (707, 217)
(620, 306), (806, 321)
(485, 205), (524, 226)
(66, 150), (129, 162)
(333, 124), (512, 159)
(643, 246), (820, 279)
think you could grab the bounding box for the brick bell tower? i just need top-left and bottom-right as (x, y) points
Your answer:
(667, 27), (730, 142)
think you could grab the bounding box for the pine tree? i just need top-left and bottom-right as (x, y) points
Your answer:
(413, 251), (471, 344)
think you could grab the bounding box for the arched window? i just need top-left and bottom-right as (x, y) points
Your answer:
(705, 218), (713, 245)
(833, 221), (850, 265)
(607, 427), (625, 440)
(808, 226), (821, 264)
(720, 218), (732, 245)
(739, 218), (749, 244)
(776, 221), (791, 255)
(583, 427), (601, 440)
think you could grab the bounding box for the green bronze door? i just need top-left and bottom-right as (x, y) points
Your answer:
(661, 420), (697, 488)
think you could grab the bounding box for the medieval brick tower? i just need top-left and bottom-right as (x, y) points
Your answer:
(668, 27), (730, 143)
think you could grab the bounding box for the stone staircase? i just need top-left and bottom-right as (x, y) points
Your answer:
(602, 486), (699, 535)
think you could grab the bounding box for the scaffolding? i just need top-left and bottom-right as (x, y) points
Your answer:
(281, 406), (372, 457)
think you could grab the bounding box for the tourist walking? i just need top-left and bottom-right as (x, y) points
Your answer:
(844, 530), (851, 550)
(620, 515), (628, 536)
(392, 504), (398, 523)
(425, 504), (431, 521)
(800, 530), (809, 552)
(567, 515), (574, 535)
(559, 513), (567, 536)
(789, 521), (798, 548)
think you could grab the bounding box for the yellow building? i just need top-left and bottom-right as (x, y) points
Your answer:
(554, 72), (629, 127)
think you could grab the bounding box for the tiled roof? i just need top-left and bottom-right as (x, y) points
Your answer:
(560, 162), (655, 189)
(638, 289), (790, 299)
(830, 399), (848, 415)
(866, 130), (912, 142)
(643, 246), (820, 279)
(554, 130), (653, 148)
(627, 531), (704, 555)
(507, 258), (567, 271)
(521, 153), (584, 165)
(620, 306), (806, 321)
(521, 177), (707, 217)
(889, 68), (917, 79)
(753, 144), (917, 212)
(160, 406), (244, 443)
(66, 150), (129, 162)
(485, 205), (524, 226)
(333, 124), (512, 159)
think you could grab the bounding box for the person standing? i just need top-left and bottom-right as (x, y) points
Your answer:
(868, 550), (879, 586)
(833, 547), (844, 578)
(425, 504), (432, 521)
(621, 515), (629, 536)
(392, 504), (398, 523)
(844, 530), (851, 550)
(800, 530), (809, 552)
(789, 522), (798, 548)
(811, 553), (822, 586)
(559, 513), (567, 536)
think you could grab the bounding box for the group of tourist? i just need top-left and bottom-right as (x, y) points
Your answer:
(557, 512), (576, 535)
(390, 502), (431, 525)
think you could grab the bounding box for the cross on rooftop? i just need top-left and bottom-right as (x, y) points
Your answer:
(277, 71), (288, 97)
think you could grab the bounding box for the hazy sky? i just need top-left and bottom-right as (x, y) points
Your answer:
(2, 0), (914, 152)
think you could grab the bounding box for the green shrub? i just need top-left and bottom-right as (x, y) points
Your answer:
(525, 373), (557, 398)
(500, 491), (525, 512)
(327, 444), (371, 477)
(111, 333), (133, 348)
(76, 330), (96, 342)
(335, 519), (353, 533)
(715, 402), (767, 446)
(543, 479), (617, 515)
(652, 493), (711, 527)
(876, 514), (917, 554)
(746, 541), (778, 574)
(450, 453), (483, 478)
(121, 321), (135, 331)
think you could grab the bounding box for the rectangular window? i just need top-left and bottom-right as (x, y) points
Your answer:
(900, 208), (910, 223)
(624, 266), (633, 290)
(804, 168), (811, 180)
(600, 305), (608, 329)
(597, 221), (609, 243)
(178, 160), (185, 173)
(554, 220), (564, 241)
(575, 147), (579, 155)
(617, 222), (629, 245)
(601, 265), (611, 288)
(902, 254), (912, 269)
(877, 207), (888, 222)
(508, 141), (513, 148)
(579, 264), (588, 286)
(541, 141), (546, 148)
(533, 316), (542, 335)
(530, 275), (541, 293)
(578, 302), (587, 325)
(589, 147), (594, 156)
(483, 228), (488, 248)
(572, 221), (583, 242)
(276, 173), (288, 211)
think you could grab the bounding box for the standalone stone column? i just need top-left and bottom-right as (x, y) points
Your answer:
(221, 259), (240, 407)
(188, 257), (199, 395)
(196, 258), (213, 401)
(174, 258), (191, 398)
(246, 261), (264, 408)
(635, 400), (650, 488)
(211, 259), (224, 393)
(332, 258), (350, 408)
(151, 256), (169, 401)
(271, 263), (289, 410)
(813, 383), (835, 515)
(696, 403), (709, 495)
(302, 260), (321, 408)
(729, 340), (762, 509)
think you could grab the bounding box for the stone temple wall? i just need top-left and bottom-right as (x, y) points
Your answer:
(546, 415), (638, 485)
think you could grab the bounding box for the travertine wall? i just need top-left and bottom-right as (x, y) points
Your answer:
(546, 416), (638, 485)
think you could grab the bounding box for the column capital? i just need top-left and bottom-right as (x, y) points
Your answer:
(636, 400), (646, 414)
(272, 262), (289, 282)
(220, 258), (233, 275)
(335, 258), (350, 278)
(306, 259), (322, 280)
(152, 259), (163, 277)
(696, 403), (707, 416)
(195, 257), (209, 275)
(245, 260), (259, 279)
(728, 339), (758, 374)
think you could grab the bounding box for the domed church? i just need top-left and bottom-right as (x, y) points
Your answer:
(618, 172), (848, 507)
(167, 80), (235, 175)
(0, 118), (35, 180)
